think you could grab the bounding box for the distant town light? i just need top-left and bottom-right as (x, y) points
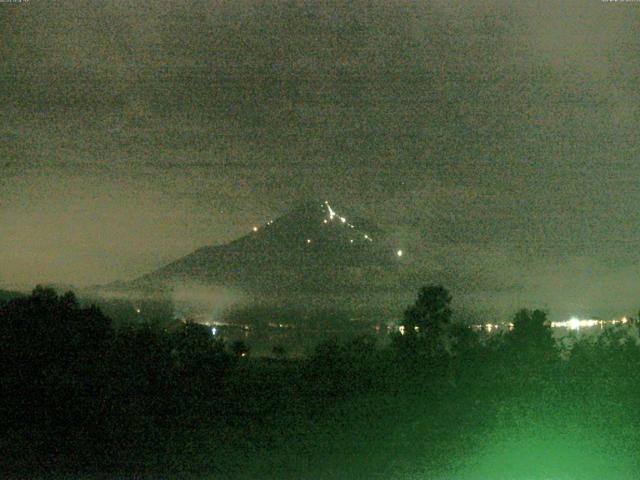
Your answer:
(396, 249), (403, 257)
(568, 317), (581, 330)
(550, 317), (600, 329)
(306, 238), (312, 244)
(252, 226), (258, 232)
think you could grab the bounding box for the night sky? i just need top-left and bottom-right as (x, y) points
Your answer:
(2, 1), (640, 320)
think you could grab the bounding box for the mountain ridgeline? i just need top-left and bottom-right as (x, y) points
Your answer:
(128, 201), (398, 294)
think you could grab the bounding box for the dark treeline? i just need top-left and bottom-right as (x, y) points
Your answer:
(3, 285), (640, 479)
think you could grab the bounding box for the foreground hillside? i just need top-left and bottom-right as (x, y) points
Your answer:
(0, 289), (24, 305)
(3, 287), (640, 479)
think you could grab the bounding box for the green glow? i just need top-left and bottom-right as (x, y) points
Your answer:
(445, 423), (635, 480)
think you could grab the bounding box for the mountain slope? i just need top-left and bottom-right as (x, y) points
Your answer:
(127, 201), (398, 294)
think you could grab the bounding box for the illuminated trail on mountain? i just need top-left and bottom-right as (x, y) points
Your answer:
(252, 200), (404, 257)
(325, 201), (337, 220)
(322, 201), (406, 259)
(323, 201), (373, 242)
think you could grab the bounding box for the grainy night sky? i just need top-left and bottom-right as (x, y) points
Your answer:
(2, 0), (640, 320)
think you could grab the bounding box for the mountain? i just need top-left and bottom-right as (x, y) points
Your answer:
(123, 201), (399, 295)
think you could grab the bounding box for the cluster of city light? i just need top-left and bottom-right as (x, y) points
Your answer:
(466, 316), (631, 333)
(398, 325), (420, 335)
(470, 323), (514, 332)
(267, 322), (294, 329)
(551, 316), (628, 330)
(551, 317), (599, 330)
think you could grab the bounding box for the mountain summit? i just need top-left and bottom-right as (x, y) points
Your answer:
(127, 201), (398, 294)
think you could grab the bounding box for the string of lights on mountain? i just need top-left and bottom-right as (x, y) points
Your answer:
(251, 201), (403, 258)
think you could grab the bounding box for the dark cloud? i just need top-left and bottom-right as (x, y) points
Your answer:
(2, 1), (640, 319)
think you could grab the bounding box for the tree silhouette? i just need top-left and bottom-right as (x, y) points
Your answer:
(403, 285), (452, 332)
(0, 286), (113, 375)
(394, 285), (452, 358)
(272, 345), (287, 359)
(0, 286), (115, 466)
(505, 308), (557, 366)
(231, 340), (250, 358)
(170, 321), (232, 389)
